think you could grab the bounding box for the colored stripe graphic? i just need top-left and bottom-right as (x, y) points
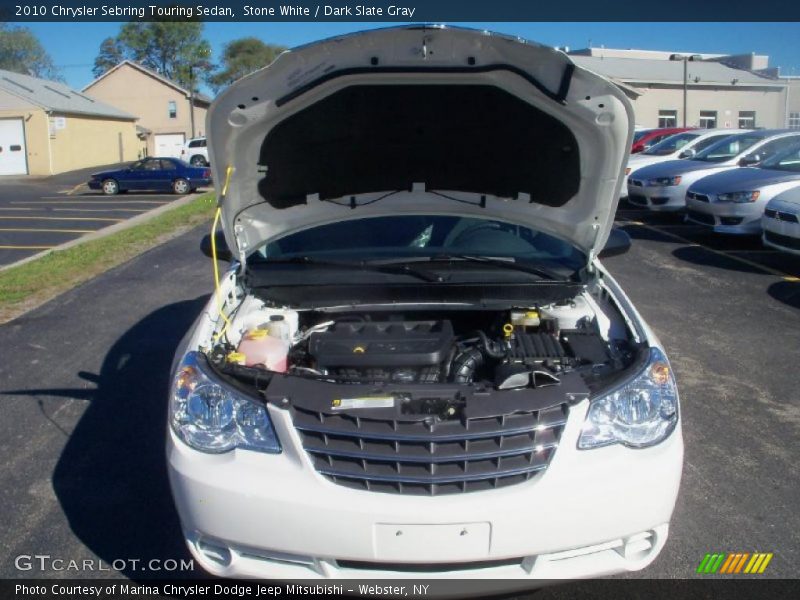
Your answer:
(700, 552), (773, 574)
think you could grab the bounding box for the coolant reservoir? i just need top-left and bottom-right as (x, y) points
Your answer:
(237, 328), (288, 372)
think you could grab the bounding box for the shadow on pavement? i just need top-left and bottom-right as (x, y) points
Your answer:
(671, 245), (766, 275)
(16, 296), (209, 579)
(768, 280), (800, 310)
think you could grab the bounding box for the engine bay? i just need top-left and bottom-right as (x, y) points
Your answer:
(205, 287), (643, 399)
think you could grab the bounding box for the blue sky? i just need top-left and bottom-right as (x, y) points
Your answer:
(24, 21), (800, 93)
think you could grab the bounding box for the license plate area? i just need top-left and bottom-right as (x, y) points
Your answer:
(374, 523), (491, 561)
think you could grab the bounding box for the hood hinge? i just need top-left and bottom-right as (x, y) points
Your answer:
(586, 223), (601, 273)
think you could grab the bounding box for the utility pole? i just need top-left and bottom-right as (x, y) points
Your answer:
(670, 54), (702, 127)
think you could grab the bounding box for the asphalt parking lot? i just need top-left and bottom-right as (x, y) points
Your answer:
(0, 205), (797, 590)
(0, 164), (192, 268)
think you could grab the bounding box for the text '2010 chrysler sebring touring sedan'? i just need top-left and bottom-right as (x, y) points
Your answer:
(166, 26), (684, 586)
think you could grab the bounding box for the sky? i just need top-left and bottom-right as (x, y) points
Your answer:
(23, 21), (800, 93)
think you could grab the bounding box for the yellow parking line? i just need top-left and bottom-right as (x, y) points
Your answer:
(623, 221), (798, 281)
(0, 245), (55, 250)
(0, 216), (122, 222)
(0, 227), (94, 233)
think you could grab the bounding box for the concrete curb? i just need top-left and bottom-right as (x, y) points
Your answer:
(0, 191), (212, 273)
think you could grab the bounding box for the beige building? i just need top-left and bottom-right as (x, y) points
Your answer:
(0, 69), (141, 176)
(569, 48), (791, 130)
(83, 61), (211, 159)
(784, 77), (800, 129)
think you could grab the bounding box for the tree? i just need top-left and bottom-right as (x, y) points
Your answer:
(208, 38), (286, 92)
(92, 37), (125, 78)
(115, 21), (212, 89)
(0, 23), (61, 80)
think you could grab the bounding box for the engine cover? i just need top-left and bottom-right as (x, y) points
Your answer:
(309, 320), (455, 369)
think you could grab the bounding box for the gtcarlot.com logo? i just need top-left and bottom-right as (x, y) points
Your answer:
(14, 554), (194, 572)
(697, 552), (773, 574)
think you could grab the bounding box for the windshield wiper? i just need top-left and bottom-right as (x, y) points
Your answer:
(258, 256), (446, 283)
(426, 254), (569, 281)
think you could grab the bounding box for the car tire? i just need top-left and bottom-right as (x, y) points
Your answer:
(102, 179), (119, 195)
(190, 155), (207, 167)
(172, 178), (191, 195)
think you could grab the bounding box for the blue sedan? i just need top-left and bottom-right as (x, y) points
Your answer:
(88, 157), (212, 195)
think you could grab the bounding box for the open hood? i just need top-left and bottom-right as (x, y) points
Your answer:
(208, 26), (634, 264)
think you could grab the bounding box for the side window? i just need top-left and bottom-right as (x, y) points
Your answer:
(168, 101), (177, 119)
(160, 159), (177, 170)
(747, 137), (800, 163)
(693, 135), (728, 153)
(189, 139), (206, 148)
(144, 159), (161, 170)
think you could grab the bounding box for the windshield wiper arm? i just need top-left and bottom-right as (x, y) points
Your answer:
(428, 254), (568, 281)
(261, 256), (446, 283)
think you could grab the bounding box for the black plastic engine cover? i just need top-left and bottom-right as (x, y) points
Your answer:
(309, 320), (455, 368)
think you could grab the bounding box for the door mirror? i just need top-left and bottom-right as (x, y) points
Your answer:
(598, 228), (631, 259)
(679, 148), (696, 159)
(738, 155), (760, 167)
(200, 231), (233, 262)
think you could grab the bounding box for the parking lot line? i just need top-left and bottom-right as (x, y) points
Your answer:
(41, 194), (179, 199)
(0, 227), (95, 234)
(621, 220), (798, 282)
(12, 200), (171, 205)
(0, 245), (55, 250)
(50, 208), (149, 213)
(0, 216), (123, 222)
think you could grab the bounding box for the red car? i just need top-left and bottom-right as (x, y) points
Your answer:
(632, 127), (694, 153)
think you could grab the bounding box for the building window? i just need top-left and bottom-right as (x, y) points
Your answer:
(699, 111), (717, 129)
(790, 112), (800, 129)
(658, 109), (678, 128)
(738, 111), (756, 129)
(168, 101), (177, 119)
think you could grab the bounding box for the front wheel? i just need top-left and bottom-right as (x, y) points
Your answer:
(172, 178), (190, 195)
(102, 179), (119, 195)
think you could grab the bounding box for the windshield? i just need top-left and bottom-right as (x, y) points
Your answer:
(759, 144), (800, 172)
(643, 132), (699, 156)
(253, 215), (586, 278)
(693, 134), (764, 163)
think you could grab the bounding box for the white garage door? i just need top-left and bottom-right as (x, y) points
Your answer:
(0, 118), (28, 176)
(154, 133), (185, 158)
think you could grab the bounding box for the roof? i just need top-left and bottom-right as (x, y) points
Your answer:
(0, 69), (136, 119)
(83, 60), (213, 104)
(570, 55), (783, 88)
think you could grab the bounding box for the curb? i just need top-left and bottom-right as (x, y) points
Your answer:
(0, 191), (212, 273)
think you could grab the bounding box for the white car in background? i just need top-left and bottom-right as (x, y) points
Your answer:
(166, 26), (683, 586)
(621, 129), (745, 198)
(626, 130), (800, 211)
(180, 137), (209, 166)
(685, 143), (800, 235)
(762, 186), (800, 255)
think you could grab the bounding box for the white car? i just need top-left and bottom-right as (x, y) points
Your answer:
(762, 186), (800, 255)
(180, 137), (209, 166)
(167, 26), (683, 587)
(621, 129), (746, 198)
(626, 130), (800, 211)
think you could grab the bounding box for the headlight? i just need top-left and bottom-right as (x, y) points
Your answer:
(170, 352), (281, 454)
(717, 191), (760, 203)
(578, 347), (678, 449)
(647, 176), (682, 187)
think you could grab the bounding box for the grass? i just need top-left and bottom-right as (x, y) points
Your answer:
(0, 192), (216, 323)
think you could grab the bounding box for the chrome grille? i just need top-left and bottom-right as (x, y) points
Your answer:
(292, 404), (568, 495)
(765, 208), (799, 223)
(687, 191), (710, 203)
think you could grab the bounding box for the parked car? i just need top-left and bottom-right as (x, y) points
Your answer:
(181, 137), (209, 166)
(627, 130), (800, 211)
(762, 186), (800, 255)
(88, 157), (211, 195)
(685, 143), (800, 234)
(166, 26), (682, 586)
(630, 127), (694, 154)
(621, 129), (746, 198)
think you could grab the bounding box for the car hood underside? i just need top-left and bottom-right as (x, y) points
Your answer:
(207, 26), (634, 263)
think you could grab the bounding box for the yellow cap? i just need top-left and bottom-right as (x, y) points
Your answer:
(245, 328), (269, 340)
(503, 323), (514, 337)
(226, 351), (246, 364)
(525, 310), (539, 318)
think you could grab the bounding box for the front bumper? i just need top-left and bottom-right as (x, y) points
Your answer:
(626, 181), (688, 211)
(167, 398), (683, 582)
(685, 197), (764, 234)
(762, 214), (800, 255)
